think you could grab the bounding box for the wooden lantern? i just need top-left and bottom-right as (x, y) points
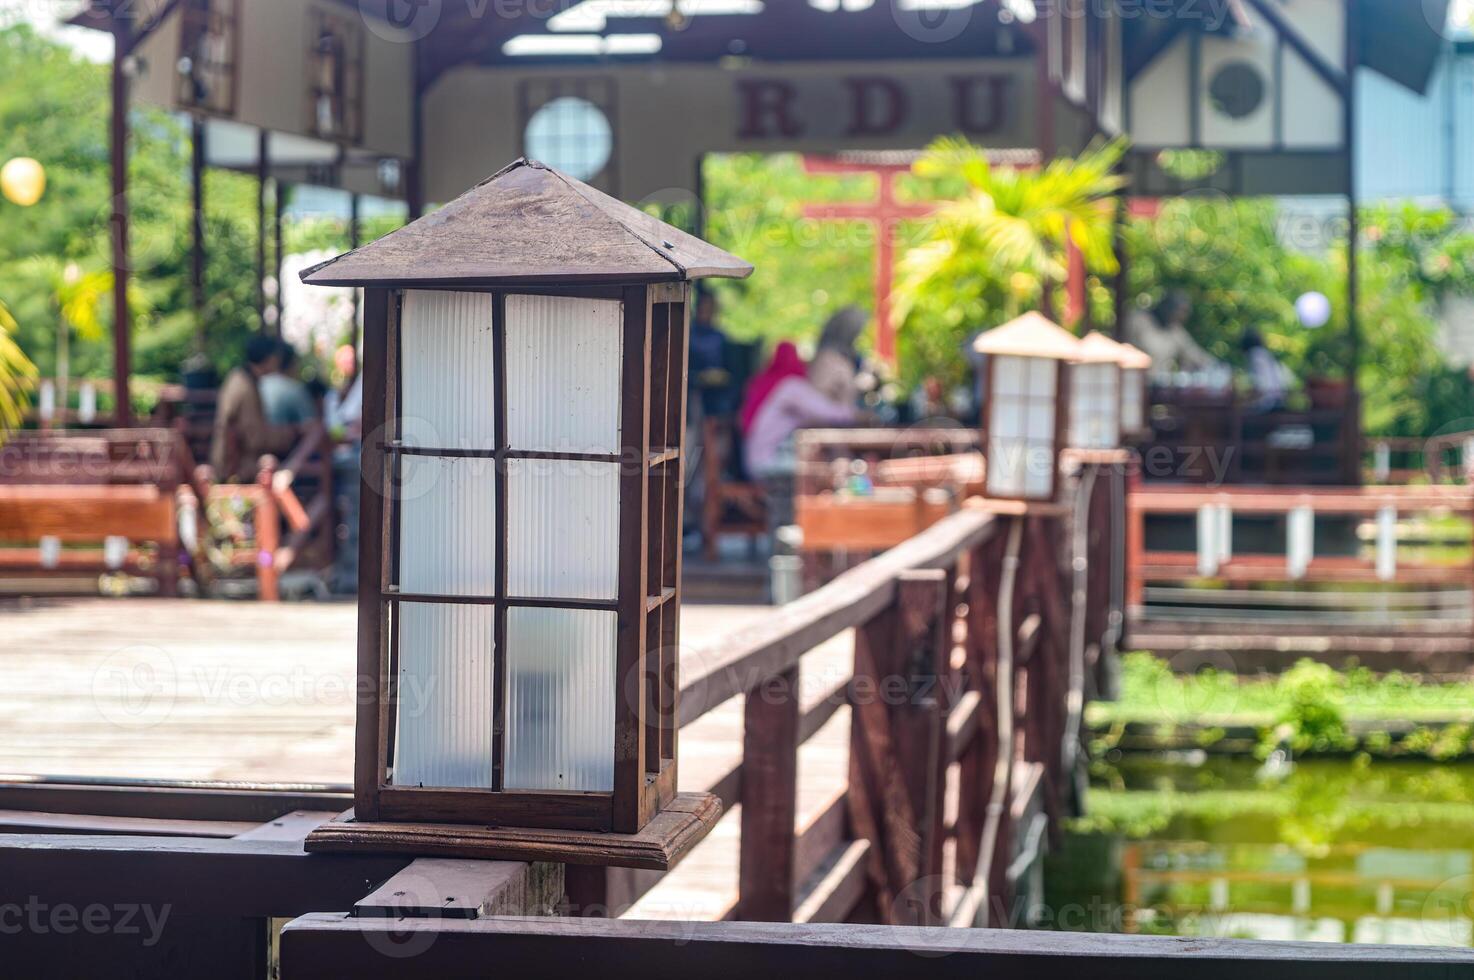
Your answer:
(1117, 341), (1153, 437)
(1069, 331), (1126, 450)
(298, 159), (751, 867)
(972, 312), (1081, 502)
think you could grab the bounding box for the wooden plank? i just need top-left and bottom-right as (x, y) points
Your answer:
(0, 485), (174, 541)
(232, 810), (341, 841)
(0, 834), (408, 917)
(355, 858), (563, 919)
(0, 783), (351, 824)
(279, 915), (1474, 979)
(0, 808), (258, 838)
(735, 667), (800, 921)
(792, 840), (871, 924)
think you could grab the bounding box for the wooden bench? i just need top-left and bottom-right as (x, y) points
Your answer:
(0, 428), (195, 595)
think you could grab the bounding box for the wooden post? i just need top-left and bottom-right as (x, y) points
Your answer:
(109, 20), (133, 427)
(736, 666), (800, 922)
(846, 570), (949, 924)
(1125, 467), (1145, 610)
(255, 462), (280, 602)
(956, 537), (1002, 892)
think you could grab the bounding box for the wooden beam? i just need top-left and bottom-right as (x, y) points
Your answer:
(354, 858), (563, 919)
(279, 915), (1474, 979)
(0, 834), (407, 918)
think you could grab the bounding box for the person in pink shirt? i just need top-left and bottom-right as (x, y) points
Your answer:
(742, 342), (858, 479)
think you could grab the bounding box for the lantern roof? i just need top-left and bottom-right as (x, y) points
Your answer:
(1076, 330), (1131, 365)
(300, 158), (753, 289)
(971, 312), (1081, 361)
(1116, 341), (1153, 371)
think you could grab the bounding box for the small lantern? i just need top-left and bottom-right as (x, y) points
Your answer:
(972, 312), (1080, 502)
(1, 157), (45, 207)
(298, 159), (750, 863)
(1117, 341), (1153, 437)
(1069, 331), (1126, 450)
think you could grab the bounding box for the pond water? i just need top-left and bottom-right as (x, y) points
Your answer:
(1043, 754), (1474, 946)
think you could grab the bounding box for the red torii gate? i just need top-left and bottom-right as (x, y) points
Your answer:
(799, 156), (932, 366)
(800, 151), (1087, 370)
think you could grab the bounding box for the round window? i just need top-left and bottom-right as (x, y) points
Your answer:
(523, 96), (613, 182)
(1208, 61), (1266, 120)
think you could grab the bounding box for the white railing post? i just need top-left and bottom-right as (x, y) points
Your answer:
(1373, 442), (1390, 484)
(1197, 504), (1220, 576)
(1287, 504), (1314, 581)
(1375, 505), (1397, 582)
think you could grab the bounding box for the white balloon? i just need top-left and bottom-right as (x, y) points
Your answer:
(1296, 291), (1332, 329)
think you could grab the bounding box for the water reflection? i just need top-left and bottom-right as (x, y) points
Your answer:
(1045, 756), (1474, 946)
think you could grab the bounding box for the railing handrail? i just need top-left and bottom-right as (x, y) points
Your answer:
(679, 508), (997, 727)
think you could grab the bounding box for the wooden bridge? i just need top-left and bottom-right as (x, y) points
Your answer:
(2, 462), (1471, 975)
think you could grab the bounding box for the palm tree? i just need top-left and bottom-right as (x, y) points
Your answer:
(0, 297), (37, 438)
(892, 137), (1128, 383)
(9, 257), (117, 423)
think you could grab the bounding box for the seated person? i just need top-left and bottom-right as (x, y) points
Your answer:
(259, 340), (319, 425)
(742, 341), (857, 479)
(210, 336), (306, 483)
(1241, 328), (1291, 413)
(1127, 291), (1224, 377)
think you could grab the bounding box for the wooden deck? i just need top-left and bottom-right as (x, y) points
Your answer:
(0, 596), (854, 920)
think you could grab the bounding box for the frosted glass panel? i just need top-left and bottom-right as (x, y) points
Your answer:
(504, 607), (615, 792)
(398, 455), (497, 596)
(1070, 364), (1120, 449)
(507, 458), (620, 600)
(400, 290), (496, 451)
(505, 294), (623, 454)
(393, 602), (495, 788)
(988, 437), (1026, 497)
(994, 355), (1027, 395)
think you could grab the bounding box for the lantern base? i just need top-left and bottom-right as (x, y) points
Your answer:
(303, 792), (721, 871)
(963, 497), (1071, 517)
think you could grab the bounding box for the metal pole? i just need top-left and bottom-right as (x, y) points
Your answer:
(1344, 0), (1362, 485)
(257, 129), (269, 329)
(191, 115), (207, 351)
(273, 179), (286, 337)
(110, 21), (133, 426)
(349, 191), (362, 351)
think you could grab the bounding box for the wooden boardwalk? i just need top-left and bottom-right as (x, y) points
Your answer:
(0, 597), (854, 920)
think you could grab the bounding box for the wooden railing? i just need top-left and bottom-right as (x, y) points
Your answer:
(200, 423), (336, 601)
(570, 466), (1114, 927)
(1126, 482), (1474, 665)
(1365, 430), (1474, 485)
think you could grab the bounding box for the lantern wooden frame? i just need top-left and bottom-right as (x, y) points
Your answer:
(297, 159), (749, 865)
(973, 312), (1080, 504)
(347, 281), (686, 837)
(979, 354), (1070, 503)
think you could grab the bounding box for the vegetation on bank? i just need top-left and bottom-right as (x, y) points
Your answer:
(1091, 653), (1474, 760)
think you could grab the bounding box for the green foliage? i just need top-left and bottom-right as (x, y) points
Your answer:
(0, 24), (364, 407)
(0, 298), (37, 436)
(698, 153), (876, 355)
(891, 137), (1127, 389)
(1125, 198), (1474, 437)
(1265, 660), (1353, 756)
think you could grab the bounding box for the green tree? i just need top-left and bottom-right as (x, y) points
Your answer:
(0, 298), (37, 436)
(891, 137), (1127, 389)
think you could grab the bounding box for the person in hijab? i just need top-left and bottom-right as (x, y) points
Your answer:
(739, 340), (807, 435)
(742, 340), (857, 478)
